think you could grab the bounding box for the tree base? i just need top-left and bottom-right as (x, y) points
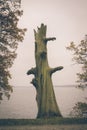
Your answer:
(37, 111), (62, 118)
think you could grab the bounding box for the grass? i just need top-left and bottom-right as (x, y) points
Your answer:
(0, 117), (87, 126)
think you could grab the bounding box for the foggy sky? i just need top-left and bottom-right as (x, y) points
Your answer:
(10, 0), (87, 86)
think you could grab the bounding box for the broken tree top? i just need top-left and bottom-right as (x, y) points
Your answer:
(34, 24), (56, 43)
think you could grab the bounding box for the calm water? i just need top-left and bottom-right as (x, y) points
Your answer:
(0, 85), (86, 119)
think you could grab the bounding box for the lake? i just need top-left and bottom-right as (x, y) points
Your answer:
(0, 85), (86, 119)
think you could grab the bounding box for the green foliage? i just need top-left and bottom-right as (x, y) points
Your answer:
(66, 36), (87, 88)
(69, 102), (87, 117)
(0, 0), (26, 100)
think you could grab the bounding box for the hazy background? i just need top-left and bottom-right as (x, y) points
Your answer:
(0, 86), (86, 119)
(9, 0), (87, 87)
(0, 0), (87, 119)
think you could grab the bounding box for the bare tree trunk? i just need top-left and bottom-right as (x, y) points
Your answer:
(27, 24), (63, 118)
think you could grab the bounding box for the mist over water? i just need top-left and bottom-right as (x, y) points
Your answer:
(0, 85), (86, 119)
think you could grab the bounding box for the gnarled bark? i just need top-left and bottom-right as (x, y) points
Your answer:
(27, 24), (63, 118)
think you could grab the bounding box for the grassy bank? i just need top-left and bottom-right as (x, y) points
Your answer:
(0, 118), (87, 126)
(0, 124), (87, 130)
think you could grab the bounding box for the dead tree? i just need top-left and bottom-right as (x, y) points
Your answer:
(27, 24), (63, 118)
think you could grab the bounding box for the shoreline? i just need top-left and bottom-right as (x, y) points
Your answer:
(0, 118), (87, 126)
(0, 118), (87, 130)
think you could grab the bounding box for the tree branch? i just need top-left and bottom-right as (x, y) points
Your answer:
(31, 78), (38, 89)
(27, 67), (37, 75)
(50, 66), (63, 75)
(44, 37), (56, 43)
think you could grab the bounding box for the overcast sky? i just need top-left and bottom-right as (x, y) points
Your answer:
(10, 0), (87, 86)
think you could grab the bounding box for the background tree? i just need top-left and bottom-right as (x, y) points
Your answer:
(0, 0), (26, 100)
(66, 35), (87, 88)
(27, 24), (63, 118)
(69, 101), (87, 117)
